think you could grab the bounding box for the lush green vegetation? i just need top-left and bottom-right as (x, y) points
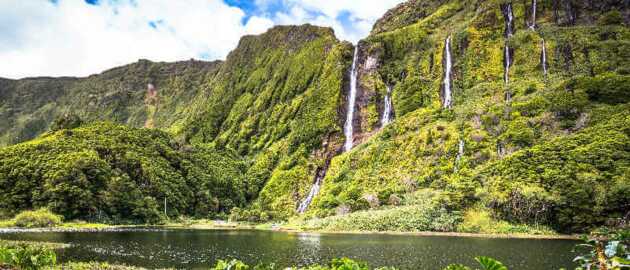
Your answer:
(10, 209), (63, 228)
(0, 122), (247, 223)
(179, 24), (351, 220)
(0, 241), (57, 270)
(0, 0), (628, 235)
(300, 0), (630, 234)
(0, 60), (220, 146)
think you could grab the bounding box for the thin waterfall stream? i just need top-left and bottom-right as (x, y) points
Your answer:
(502, 3), (514, 102)
(344, 47), (359, 152)
(298, 45), (361, 213)
(297, 168), (325, 213)
(442, 36), (453, 109)
(529, 0), (537, 29)
(382, 85), (393, 126)
(541, 38), (548, 76)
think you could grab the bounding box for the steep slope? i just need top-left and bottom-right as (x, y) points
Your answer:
(303, 0), (630, 232)
(0, 59), (220, 146)
(181, 24), (352, 219)
(0, 122), (246, 223)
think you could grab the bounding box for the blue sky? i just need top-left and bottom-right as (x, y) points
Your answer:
(0, 0), (404, 79)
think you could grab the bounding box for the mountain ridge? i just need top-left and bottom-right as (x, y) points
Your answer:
(0, 1), (628, 233)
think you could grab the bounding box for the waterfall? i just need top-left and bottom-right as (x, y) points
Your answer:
(501, 3), (514, 102)
(456, 139), (465, 163)
(541, 39), (548, 77)
(502, 3), (515, 37)
(442, 36), (453, 109)
(381, 85), (393, 126)
(529, 0), (537, 30)
(296, 173), (323, 214)
(344, 47), (359, 152)
(455, 139), (465, 172)
(504, 41), (511, 85)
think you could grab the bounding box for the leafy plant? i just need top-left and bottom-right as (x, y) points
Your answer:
(573, 230), (630, 270)
(0, 244), (56, 270)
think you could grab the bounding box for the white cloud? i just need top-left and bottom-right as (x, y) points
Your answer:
(0, 0), (403, 79)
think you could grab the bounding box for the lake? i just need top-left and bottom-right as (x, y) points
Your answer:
(0, 229), (580, 269)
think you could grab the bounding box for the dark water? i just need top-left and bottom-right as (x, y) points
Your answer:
(0, 229), (579, 269)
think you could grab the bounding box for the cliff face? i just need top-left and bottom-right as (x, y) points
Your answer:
(180, 24), (351, 219)
(306, 0), (630, 232)
(0, 59), (221, 146)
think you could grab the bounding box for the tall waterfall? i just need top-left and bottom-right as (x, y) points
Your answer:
(529, 0), (537, 30)
(541, 39), (548, 76)
(344, 47), (360, 152)
(502, 3), (514, 102)
(442, 36), (453, 109)
(382, 85), (393, 126)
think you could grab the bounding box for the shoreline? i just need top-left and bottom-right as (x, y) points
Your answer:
(0, 222), (579, 240)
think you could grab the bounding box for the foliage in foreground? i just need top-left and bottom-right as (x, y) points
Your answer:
(0, 242), (57, 270)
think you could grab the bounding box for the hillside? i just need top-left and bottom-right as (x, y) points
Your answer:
(0, 59), (220, 146)
(0, 122), (246, 223)
(301, 0), (630, 232)
(0, 0), (628, 233)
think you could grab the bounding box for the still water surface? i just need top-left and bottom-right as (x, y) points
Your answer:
(0, 229), (579, 269)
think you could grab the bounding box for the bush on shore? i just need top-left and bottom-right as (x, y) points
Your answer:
(12, 209), (63, 228)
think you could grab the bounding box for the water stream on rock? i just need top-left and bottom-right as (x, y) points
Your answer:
(297, 168), (325, 213)
(442, 36), (453, 109)
(529, 0), (537, 29)
(541, 38), (548, 77)
(382, 85), (393, 126)
(344, 47), (359, 152)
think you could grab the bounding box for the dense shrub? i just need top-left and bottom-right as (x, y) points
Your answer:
(302, 203), (461, 232)
(578, 74), (630, 105)
(0, 243), (57, 270)
(12, 209), (63, 228)
(479, 113), (630, 232)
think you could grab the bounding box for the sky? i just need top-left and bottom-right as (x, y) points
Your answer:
(0, 0), (404, 79)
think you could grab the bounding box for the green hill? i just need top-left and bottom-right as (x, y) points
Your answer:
(0, 122), (246, 223)
(0, 0), (628, 232)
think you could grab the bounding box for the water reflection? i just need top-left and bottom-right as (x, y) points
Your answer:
(0, 230), (578, 270)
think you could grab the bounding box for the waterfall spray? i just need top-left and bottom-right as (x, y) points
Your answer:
(442, 36), (453, 109)
(382, 85), (393, 126)
(344, 47), (359, 152)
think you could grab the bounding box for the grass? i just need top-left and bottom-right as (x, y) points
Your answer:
(298, 204), (461, 233)
(457, 208), (556, 235)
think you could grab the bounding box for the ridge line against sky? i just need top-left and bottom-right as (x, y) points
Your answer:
(0, 0), (404, 79)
